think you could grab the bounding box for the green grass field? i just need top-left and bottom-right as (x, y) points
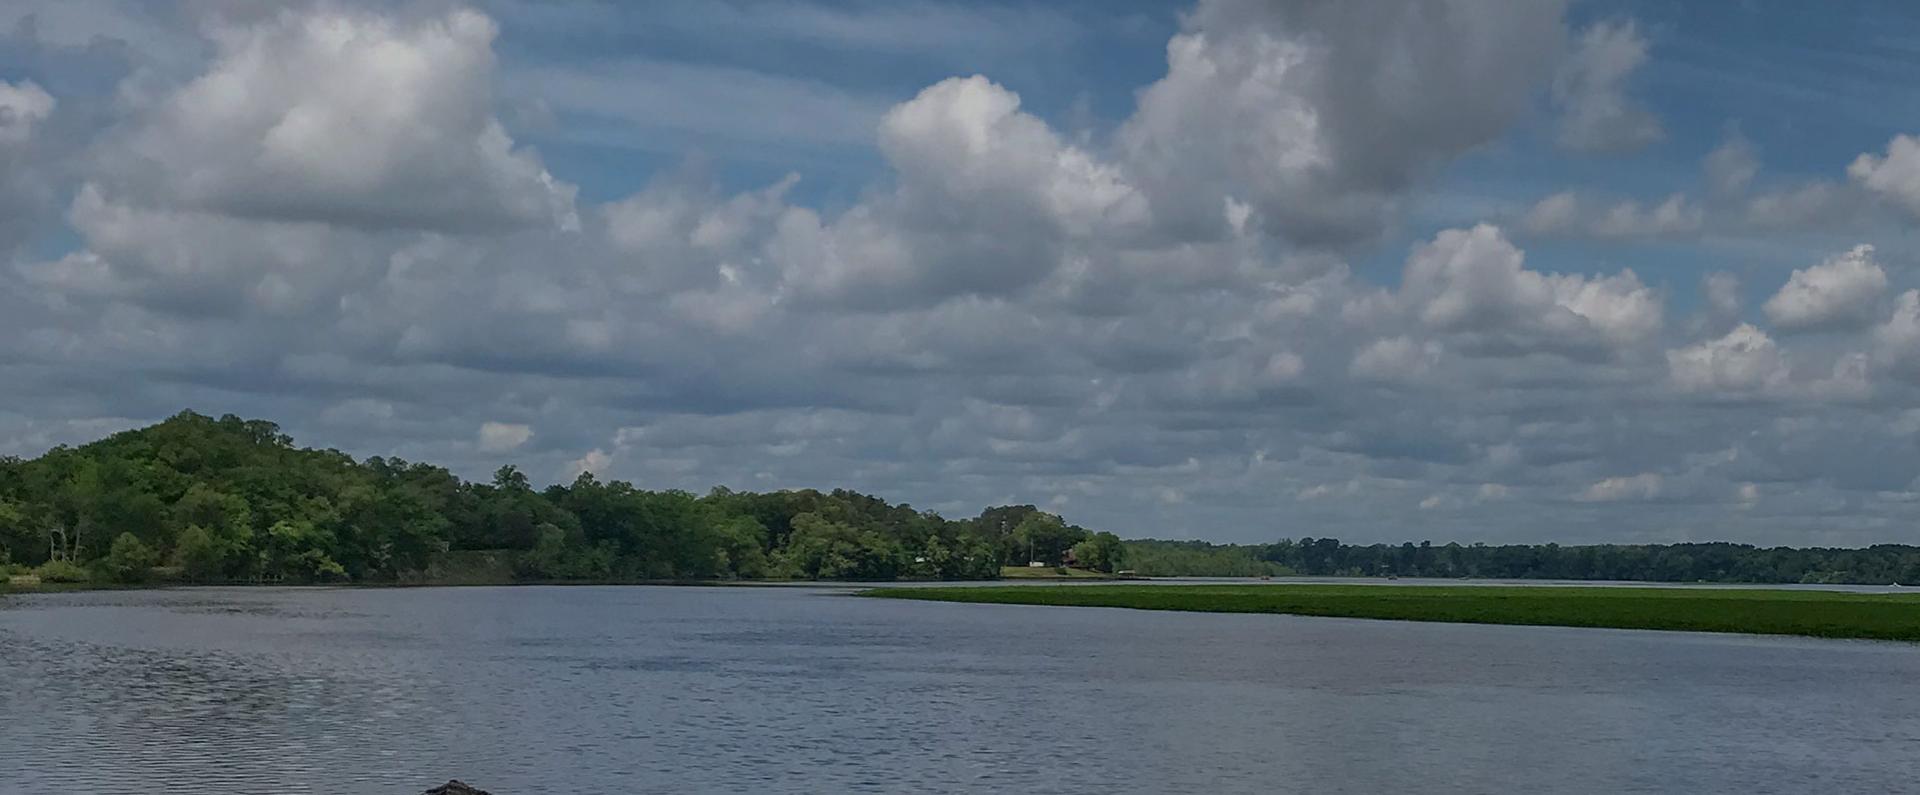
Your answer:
(861, 584), (1920, 642)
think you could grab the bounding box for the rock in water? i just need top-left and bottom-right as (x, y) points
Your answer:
(423, 782), (491, 795)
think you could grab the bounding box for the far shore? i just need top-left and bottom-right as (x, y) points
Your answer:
(0, 566), (1128, 595)
(5, 570), (1904, 601)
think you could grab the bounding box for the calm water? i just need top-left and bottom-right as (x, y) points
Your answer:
(2, 586), (1917, 794)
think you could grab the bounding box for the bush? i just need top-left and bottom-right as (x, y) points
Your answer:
(105, 533), (160, 583)
(283, 549), (348, 582)
(35, 559), (90, 583)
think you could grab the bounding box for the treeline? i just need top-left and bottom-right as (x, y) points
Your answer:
(1124, 538), (1920, 585)
(0, 412), (1125, 584)
(1121, 540), (1293, 577)
(6, 412), (1913, 589)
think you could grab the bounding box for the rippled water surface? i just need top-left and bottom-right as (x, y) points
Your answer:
(3, 585), (1917, 794)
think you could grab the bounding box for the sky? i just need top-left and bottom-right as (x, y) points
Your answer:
(3, 0), (1920, 547)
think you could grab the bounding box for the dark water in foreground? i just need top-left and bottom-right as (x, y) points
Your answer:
(2, 586), (1917, 794)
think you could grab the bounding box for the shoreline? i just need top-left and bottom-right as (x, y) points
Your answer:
(0, 577), (944, 596)
(5, 572), (1906, 599)
(0, 562), (1146, 596)
(859, 583), (1920, 642)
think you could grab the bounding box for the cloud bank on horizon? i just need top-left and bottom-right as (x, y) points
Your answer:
(3, 0), (1919, 546)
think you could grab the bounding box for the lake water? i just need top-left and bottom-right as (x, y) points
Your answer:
(2, 585), (1916, 794)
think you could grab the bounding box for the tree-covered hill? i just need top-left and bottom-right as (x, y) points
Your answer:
(3, 411), (1915, 587)
(0, 411), (1123, 584)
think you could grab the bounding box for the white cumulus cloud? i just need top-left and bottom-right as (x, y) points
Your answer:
(1350, 336), (1443, 384)
(1762, 245), (1887, 332)
(478, 421), (533, 453)
(773, 75), (1141, 307)
(566, 448), (611, 479)
(0, 80), (55, 145)
(1577, 472), (1663, 502)
(1520, 192), (1702, 239)
(1849, 134), (1920, 220)
(1399, 224), (1661, 355)
(117, 7), (577, 232)
(1874, 290), (1920, 377)
(1667, 324), (1788, 394)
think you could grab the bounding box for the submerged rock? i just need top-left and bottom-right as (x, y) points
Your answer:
(423, 782), (491, 795)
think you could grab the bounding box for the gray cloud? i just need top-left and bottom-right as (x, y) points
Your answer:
(1516, 129), (1884, 243)
(1551, 20), (1663, 154)
(1121, 0), (1568, 247)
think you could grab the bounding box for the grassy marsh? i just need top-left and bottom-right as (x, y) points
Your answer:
(861, 583), (1920, 642)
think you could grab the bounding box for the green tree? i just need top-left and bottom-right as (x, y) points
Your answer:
(912, 533), (1000, 580)
(1012, 511), (1086, 566)
(1071, 531), (1128, 573)
(518, 523), (614, 580)
(171, 485), (253, 540)
(780, 513), (904, 580)
(0, 498), (29, 567)
(263, 519), (347, 581)
(104, 532), (159, 583)
(172, 525), (227, 580)
(170, 485), (255, 577)
(712, 514), (772, 579)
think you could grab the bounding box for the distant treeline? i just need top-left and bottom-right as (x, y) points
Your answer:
(0, 412), (1124, 585)
(3, 412), (1914, 588)
(1122, 539), (1920, 585)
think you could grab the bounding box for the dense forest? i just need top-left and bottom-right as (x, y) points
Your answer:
(2, 412), (1916, 587)
(0, 412), (1125, 585)
(1124, 538), (1920, 585)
